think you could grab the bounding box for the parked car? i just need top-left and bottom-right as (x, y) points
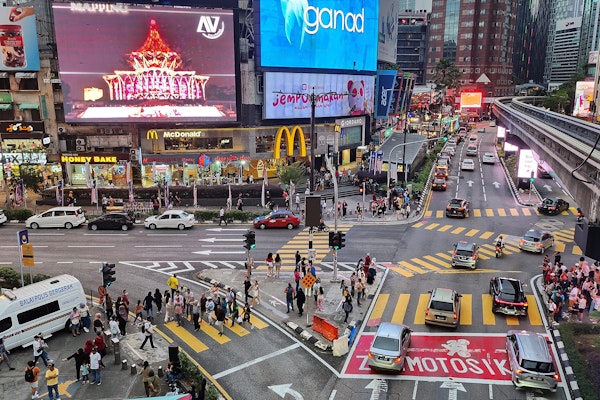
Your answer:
(518, 229), (554, 253)
(424, 288), (462, 328)
(431, 177), (447, 191)
(0, 210), (6, 225)
(506, 330), (558, 392)
(537, 197), (569, 215)
(489, 277), (528, 316)
(144, 210), (196, 230)
(88, 213), (134, 231)
(446, 198), (470, 218)
(482, 152), (496, 164)
(367, 322), (412, 372)
(26, 207), (86, 229)
(537, 165), (552, 179)
(253, 210), (301, 230)
(451, 241), (478, 269)
(461, 158), (475, 171)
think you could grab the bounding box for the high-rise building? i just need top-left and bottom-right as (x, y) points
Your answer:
(397, 12), (429, 85)
(547, 17), (583, 89)
(426, 0), (517, 101)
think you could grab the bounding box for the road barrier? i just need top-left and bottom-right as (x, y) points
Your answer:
(312, 315), (338, 341)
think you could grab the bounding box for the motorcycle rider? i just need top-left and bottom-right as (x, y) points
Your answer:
(495, 236), (504, 256)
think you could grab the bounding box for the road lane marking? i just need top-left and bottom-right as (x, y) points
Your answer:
(573, 245), (582, 255)
(451, 227), (466, 234)
(554, 242), (565, 253)
(398, 261), (426, 274)
(465, 229), (479, 237)
(413, 294), (429, 324)
(497, 209), (506, 216)
(412, 221), (426, 228)
(480, 231), (494, 240)
(438, 224), (453, 232)
(213, 343), (300, 379)
(473, 209), (481, 217)
(391, 294), (410, 325)
(485, 209), (494, 217)
(412, 257), (443, 271)
(509, 208), (519, 216)
(68, 245), (115, 248)
(435, 210), (444, 218)
(425, 223), (440, 230)
(135, 245), (183, 248)
(527, 295), (543, 326)
(522, 208), (532, 216)
(481, 295), (495, 325)
(460, 294), (472, 325)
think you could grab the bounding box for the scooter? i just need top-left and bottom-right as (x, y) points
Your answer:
(495, 244), (504, 258)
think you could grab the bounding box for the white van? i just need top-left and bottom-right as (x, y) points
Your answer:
(26, 206), (86, 229)
(0, 274), (86, 350)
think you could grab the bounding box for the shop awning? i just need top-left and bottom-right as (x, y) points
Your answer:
(0, 72), (8, 78)
(19, 103), (39, 110)
(0, 104), (12, 110)
(15, 72), (37, 79)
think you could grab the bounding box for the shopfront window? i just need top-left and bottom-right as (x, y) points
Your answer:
(164, 136), (233, 151)
(65, 163), (127, 188)
(255, 135), (275, 153)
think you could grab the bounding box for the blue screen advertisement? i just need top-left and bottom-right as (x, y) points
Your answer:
(375, 70), (397, 118)
(259, 0), (378, 71)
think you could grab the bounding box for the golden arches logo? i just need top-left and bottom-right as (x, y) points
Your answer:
(274, 126), (307, 159)
(146, 130), (159, 140)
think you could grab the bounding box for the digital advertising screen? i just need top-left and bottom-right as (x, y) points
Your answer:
(258, 0), (378, 71)
(374, 70), (397, 118)
(52, 3), (237, 123)
(0, 7), (40, 71)
(263, 72), (374, 119)
(517, 149), (538, 178)
(377, 0), (397, 64)
(573, 81), (595, 118)
(460, 92), (482, 108)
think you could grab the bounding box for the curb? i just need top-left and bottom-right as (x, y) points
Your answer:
(284, 321), (331, 351)
(531, 275), (582, 400)
(499, 158), (539, 207)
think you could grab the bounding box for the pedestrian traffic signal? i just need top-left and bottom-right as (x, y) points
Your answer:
(243, 230), (256, 250)
(339, 232), (346, 249)
(328, 231), (335, 247)
(102, 263), (116, 287)
(331, 232), (341, 250)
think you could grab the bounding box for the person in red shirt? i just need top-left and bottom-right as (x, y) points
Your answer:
(93, 331), (107, 358)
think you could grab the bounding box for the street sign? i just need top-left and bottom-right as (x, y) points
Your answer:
(301, 274), (316, 289)
(326, 135), (334, 145)
(21, 243), (34, 267)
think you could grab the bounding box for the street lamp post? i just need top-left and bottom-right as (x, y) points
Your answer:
(0, 131), (9, 210)
(386, 132), (409, 187)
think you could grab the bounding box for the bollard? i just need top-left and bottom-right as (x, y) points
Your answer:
(112, 338), (121, 365)
(130, 364), (137, 375)
(168, 342), (179, 363)
(157, 365), (164, 378)
(121, 359), (128, 370)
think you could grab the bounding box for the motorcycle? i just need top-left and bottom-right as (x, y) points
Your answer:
(495, 243), (504, 258)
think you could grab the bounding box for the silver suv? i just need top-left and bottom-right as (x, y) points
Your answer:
(451, 241), (478, 269)
(506, 330), (558, 392)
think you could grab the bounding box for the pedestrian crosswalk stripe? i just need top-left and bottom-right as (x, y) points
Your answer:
(465, 229), (479, 237)
(506, 315), (520, 325)
(201, 319), (231, 344)
(424, 210), (433, 218)
(412, 221), (426, 228)
(460, 294), (473, 325)
(436, 210), (444, 218)
(451, 227), (466, 234)
(412, 257), (444, 271)
(438, 224), (453, 232)
(164, 322), (210, 352)
(481, 295), (495, 325)
(522, 208), (532, 216)
(480, 231), (494, 240)
(485, 208), (494, 217)
(400, 260), (428, 273)
(425, 223), (440, 230)
(368, 294), (389, 326)
(227, 322), (250, 336)
(435, 252), (453, 261)
(573, 245), (582, 255)
(392, 294), (410, 324)
(509, 208), (519, 216)
(526, 295), (543, 326)
(555, 242), (565, 253)
(478, 247), (497, 257)
(414, 294), (429, 325)
(497, 209), (507, 216)
(473, 209), (482, 217)
(389, 266), (414, 278)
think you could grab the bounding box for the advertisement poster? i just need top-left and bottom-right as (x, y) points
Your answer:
(0, 7), (39, 71)
(52, 3), (237, 123)
(573, 81), (595, 118)
(258, 0), (378, 71)
(377, 0), (397, 64)
(263, 72), (374, 119)
(374, 70), (397, 118)
(460, 92), (482, 108)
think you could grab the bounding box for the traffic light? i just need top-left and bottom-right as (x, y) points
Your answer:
(331, 232), (341, 250)
(339, 232), (346, 249)
(243, 230), (256, 250)
(102, 263), (116, 287)
(328, 231), (335, 247)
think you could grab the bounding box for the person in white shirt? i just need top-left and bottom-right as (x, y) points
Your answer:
(139, 317), (156, 350)
(89, 347), (102, 385)
(33, 335), (49, 367)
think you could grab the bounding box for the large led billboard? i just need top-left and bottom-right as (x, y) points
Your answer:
(517, 149), (538, 178)
(460, 92), (482, 108)
(52, 3), (237, 123)
(258, 0), (378, 71)
(377, 0), (397, 64)
(0, 7), (40, 71)
(573, 81), (595, 118)
(264, 72), (374, 119)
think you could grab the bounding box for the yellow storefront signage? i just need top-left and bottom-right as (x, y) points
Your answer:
(274, 126), (307, 159)
(146, 129), (159, 140)
(60, 155), (118, 163)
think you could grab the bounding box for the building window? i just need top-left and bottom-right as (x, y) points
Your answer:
(0, 78), (9, 90)
(0, 108), (12, 120)
(18, 78), (38, 91)
(478, 33), (484, 39)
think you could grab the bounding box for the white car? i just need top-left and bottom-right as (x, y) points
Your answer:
(482, 152), (496, 164)
(26, 207), (86, 229)
(0, 209), (6, 225)
(461, 159), (475, 171)
(144, 210), (196, 230)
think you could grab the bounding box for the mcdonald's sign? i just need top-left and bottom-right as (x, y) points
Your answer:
(273, 126), (307, 159)
(146, 130), (159, 140)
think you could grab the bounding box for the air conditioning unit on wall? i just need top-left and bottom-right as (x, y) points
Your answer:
(58, 126), (68, 134)
(75, 145), (85, 152)
(75, 138), (86, 146)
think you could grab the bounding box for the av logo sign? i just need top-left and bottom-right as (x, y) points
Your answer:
(197, 15), (225, 39)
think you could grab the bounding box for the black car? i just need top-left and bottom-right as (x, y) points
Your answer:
(537, 197), (569, 215)
(537, 165), (552, 179)
(432, 177), (447, 191)
(88, 213), (134, 231)
(489, 277), (528, 316)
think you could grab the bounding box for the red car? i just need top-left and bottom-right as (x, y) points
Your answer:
(253, 210), (301, 229)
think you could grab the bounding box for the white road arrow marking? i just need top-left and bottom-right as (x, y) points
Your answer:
(492, 181), (500, 188)
(440, 381), (466, 400)
(206, 227), (249, 232)
(199, 237), (243, 243)
(365, 379), (388, 400)
(193, 250), (246, 255)
(467, 180), (474, 187)
(543, 184), (553, 191)
(269, 383), (303, 400)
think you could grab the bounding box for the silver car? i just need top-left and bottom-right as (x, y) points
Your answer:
(506, 330), (558, 392)
(518, 229), (554, 253)
(144, 210), (196, 230)
(367, 323), (412, 371)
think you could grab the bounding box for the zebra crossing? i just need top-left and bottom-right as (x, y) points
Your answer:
(367, 291), (545, 329)
(423, 206), (578, 219)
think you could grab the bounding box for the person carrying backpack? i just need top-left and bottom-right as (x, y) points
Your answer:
(25, 360), (41, 399)
(342, 296), (353, 323)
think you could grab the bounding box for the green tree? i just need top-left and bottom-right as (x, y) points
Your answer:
(431, 59), (463, 104)
(543, 69), (586, 114)
(277, 161), (306, 187)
